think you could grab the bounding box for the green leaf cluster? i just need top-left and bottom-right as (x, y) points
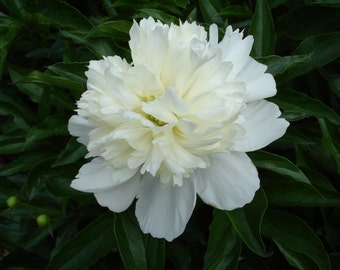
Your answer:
(0, 0), (339, 269)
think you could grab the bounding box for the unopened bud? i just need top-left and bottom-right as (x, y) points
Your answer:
(36, 214), (50, 227)
(6, 196), (19, 208)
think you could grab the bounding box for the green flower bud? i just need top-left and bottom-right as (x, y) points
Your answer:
(6, 196), (19, 208)
(36, 214), (50, 227)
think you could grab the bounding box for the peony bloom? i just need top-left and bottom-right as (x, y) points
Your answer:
(68, 17), (289, 241)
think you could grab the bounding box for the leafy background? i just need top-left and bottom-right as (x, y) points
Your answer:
(0, 0), (339, 269)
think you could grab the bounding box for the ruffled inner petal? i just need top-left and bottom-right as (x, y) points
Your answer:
(129, 17), (169, 76)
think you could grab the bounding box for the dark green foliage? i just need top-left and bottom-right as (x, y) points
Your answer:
(0, 0), (339, 269)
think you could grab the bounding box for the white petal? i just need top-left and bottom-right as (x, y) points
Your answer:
(140, 144), (164, 176)
(195, 152), (259, 210)
(169, 21), (207, 44)
(142, 87), (189, 123)
(217, 26), (254, 80)
(129, 18), (169, 75)
(231, 100), (290, 152)
(71, 158), (137, 192)
(123, 64), (165, 98)
(68, 115), (93, 145)
(102, 69), (140, 109)
(236, 57), (276, 102)
(184, 56), (233, 100)
(85, 57), (127, 93)
(135, 174), (196, 241)
(94, 173), (141, 212)
(209, 24), (219, 47)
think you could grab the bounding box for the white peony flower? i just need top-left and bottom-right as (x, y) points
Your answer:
(68, 17), (289, 241)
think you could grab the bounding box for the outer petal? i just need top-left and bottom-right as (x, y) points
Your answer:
(71, 158), (137, 193)
(135, 174), (196, 241)
(236, 57), (276, 102)
(231, 100), (289, 152)
(94, 173), (141, 212)
(195, 152), (259, 210)
(68, 115), (93, 145)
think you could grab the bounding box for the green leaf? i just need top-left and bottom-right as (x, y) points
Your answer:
(18, 70), (84, 92)
(0, 0), (32, 19)
(87, 20), (131, 40)
(319, 66), (340, 99)
(204, 209), (241, 270)
(304, 167), (338, 192)
(86, 38), (116, 58)
(198, 0), (224, 24)
(143, 235), (165, 270)
(60, 30), (87, 44)
(249, 151), (311, 184)
(114, 210), (148, 270)
(263, 210), (331, 270)
(175, 0), (190, 8)
(218, 5), (251, 18)
(38, 0), (93, 31)
(0, 214), (26, 244)
(256, 55), (310, 76)
(276, 6), (340, 40)
(23, 220), (64, 250)
(271, 88), (340, 124)
(36, 88), (51, 121)
(309, 0), (340, 7)
(0, 133), (26, 154)
(46, 212), (116, 270)
(45, 176), (94, 203)
(227, 188), (269, 257)
(7, 65), (45, 103)
(114, 210), (166, 269)
(186, 6), (197, 22)
(262, 168), (340, 207)
(0, 11), (19, 28)
(0, 90), (34, 130)
(0, 151), (54, 176)
(268, 0), (289, 8)
(283, 126), (315, 146)
(52, 138), (87, 167)
(295, 32), (340, 59)
(48, 62), (88, 84)
(25, 114), (68, 145)
(166, 240), (191, 270)
(318, 118), (340, 174)
(26, 155), (57, 200)
(264, 176), (340, 207)
(277, 32), (340, 83)
(135, 8), (178, 24)
(249, 0), (276, 57)
(0, 21), (22, 78)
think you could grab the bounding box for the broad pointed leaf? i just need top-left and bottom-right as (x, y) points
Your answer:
(204, 209), (241, 270)
(227, 188), (269, 257)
